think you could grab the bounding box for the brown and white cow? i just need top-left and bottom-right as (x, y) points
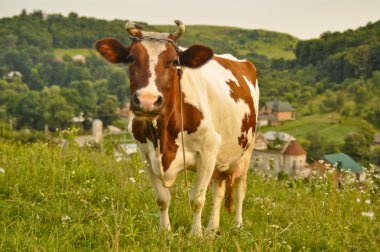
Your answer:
(95, 20), (259, 236)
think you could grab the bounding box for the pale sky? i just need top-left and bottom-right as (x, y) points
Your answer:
(1, 0), (380, 39)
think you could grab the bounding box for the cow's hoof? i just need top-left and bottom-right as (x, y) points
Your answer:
(233, 222), (244, 230)
(190, 226), (203, 238)
(205, 228), (220, 239)
(159, 225), (172, 233)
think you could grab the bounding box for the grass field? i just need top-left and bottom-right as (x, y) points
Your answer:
(262, 114), (364, 144)
(54, 48), (97, 58)
(0, 140), (379, 251)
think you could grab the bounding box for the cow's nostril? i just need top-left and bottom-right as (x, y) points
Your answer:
(154, 96), (163, 107)
(132, 93), (140, 106)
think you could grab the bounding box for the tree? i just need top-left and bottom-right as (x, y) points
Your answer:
(342, 132), (368, 162)
(370, 147), (380, 166)
(97, 95), (119, 126)
(107, 68), (130, 105)
(68, 80), (97, 114)
(342, 120), (375, 162)
(42, 86), (74, 129)
(322, 90), (338, 112)
(14, 91), (44, 130)
(305, 132), (325, 161)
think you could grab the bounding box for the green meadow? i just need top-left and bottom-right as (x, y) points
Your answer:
(262, 114), (365, 144)
(0, 140), (379, 251)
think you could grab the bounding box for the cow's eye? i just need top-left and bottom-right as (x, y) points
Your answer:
(172, 60), (179, 67)
(126, 55), (135, 64)
(166, 60), (178, 68)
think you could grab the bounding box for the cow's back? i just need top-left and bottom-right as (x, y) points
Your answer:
(181, 54), (259, 169)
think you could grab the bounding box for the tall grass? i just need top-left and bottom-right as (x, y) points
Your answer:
(0, 141), (379, 251)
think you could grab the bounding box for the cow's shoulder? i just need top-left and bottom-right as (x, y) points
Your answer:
(213, 55), (257, 87)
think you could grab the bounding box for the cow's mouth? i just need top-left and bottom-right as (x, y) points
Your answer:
(132, 110), (160, 121)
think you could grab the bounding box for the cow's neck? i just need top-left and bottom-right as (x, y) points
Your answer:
(134, 74), (203, 172)
(156, 76), (182, 158)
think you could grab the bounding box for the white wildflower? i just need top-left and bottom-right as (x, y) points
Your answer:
(269, 224), (279, 229)
(138, 169), (145, 174)
(61, 215), (72, 227)
(356, 198), (361, 203)
(102, 196), (110, 203)
(365, 199), (371, 205)
(129, 177), (136, 183)
(114, 151), (123, 162)
(361, 212), (374, 220)
(0, 167), (4, 173)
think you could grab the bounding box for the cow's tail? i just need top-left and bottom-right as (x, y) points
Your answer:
(224, 174), (234, 213)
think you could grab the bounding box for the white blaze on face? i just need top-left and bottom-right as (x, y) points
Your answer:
(137, 32), (169, 97)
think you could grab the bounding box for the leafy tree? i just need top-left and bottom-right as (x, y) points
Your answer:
(342, 120), (375, 162)
(68, 80), (97, 114)
(342, 132), (368, 162)
(42, 86), (75, 129)
(370, 147), (380, 166)
(97, 95), (119, 126)
(305, 132), (325, 161)
(107, 68), (130, 105)
(13, 91), (44, 130)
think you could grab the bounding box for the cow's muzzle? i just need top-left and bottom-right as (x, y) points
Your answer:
(130, 91), (163, 120)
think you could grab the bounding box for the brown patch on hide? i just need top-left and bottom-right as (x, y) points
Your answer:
(214, 56), (257, 150)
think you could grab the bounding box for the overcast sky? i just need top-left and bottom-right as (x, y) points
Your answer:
(1, 0), (380, 39)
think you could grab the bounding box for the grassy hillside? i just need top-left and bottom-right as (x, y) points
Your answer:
(155, 25), (298, 60)
(53, 25), (298, 61)
(261, 114), (363, 144)
(54, 48), (96, 58)
(0, 141), (379, 250)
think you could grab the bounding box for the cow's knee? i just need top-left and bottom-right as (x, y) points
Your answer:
(156, 198), (167, 210)
(190, 195), (205, 213)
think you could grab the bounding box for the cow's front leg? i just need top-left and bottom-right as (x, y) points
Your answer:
(189, 133), (221, 236)
(189, 162), (214, 237)
(146, 162), (171, 231)
(207, 178), (225, 231)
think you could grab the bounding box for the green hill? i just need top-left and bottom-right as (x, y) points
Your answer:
(53, 26), (298, 62)
(156, 25), (298, 60)
(261, 114), (363, 144)
(0, 11), (298, 62)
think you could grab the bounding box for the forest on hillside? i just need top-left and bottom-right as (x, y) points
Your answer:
(0, 10), (380, 165)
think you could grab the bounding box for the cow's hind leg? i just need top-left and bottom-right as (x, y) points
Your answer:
(207, 178), (226, 231)
(234, 150), (252, 228)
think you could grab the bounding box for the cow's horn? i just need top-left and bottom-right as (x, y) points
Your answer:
(125, 20), (142, 36)
(171, 20), (185, 40)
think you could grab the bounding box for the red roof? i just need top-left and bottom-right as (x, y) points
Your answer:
(284, 141), (306, 155)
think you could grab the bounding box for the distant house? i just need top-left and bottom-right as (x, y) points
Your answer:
(257, 114), (280, 127)
(259, 99), (296, 125)
(7, 71), (22, 79)
(252, 131), (307, 177)
(312, 153), (365, 182)
(373, 134), (380, 147)
(72, 54), (86, 63)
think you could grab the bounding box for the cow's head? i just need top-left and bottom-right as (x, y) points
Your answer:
(95, 20), (213, 121)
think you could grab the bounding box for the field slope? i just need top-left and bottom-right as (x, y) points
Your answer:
(261, 114), (364, 144)
(0, 141), (379, 251)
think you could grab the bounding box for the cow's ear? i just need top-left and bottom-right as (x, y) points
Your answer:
(180, 45), (213, 68)
(95, 38), (130, 64)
